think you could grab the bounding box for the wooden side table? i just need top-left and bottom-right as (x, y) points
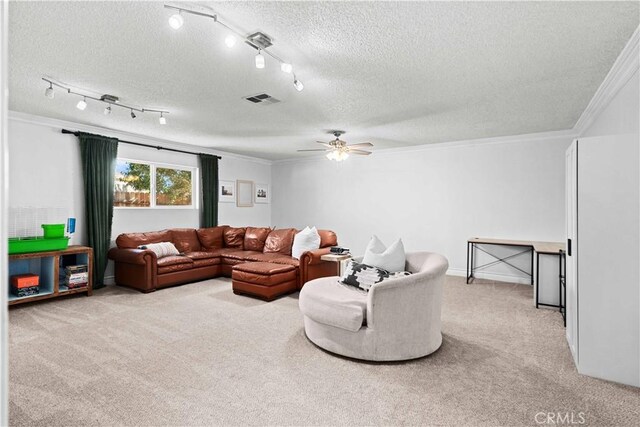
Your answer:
(320, 253), (352, 276)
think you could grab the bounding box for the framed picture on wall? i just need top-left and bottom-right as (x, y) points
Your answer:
(219, 180), (235, 203)
(255, 183), (270, 204)
(236, 180), (254, 207)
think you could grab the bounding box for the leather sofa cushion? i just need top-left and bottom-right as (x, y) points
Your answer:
(157, 255), (193, 266)
(244, 227), (271, 252)
(224, 227), (246, 248)
(222, 250), (261, 261)
(193, 258), (221, 268)
(318, 230), (338, 248)
(196, 226), (227, 250)
(249, 253), (299, 267)
(184, 251), (219, 260)
(299, 278), (367, 333)
(171, 229), (202, 253)
(157, 255), (194, 274)
(116, 230), (172, 249)
(263, 228), (296, 255)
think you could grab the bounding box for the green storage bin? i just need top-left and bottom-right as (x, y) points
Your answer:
(9, 237), (70, 254)
(42, 224), (65, 239)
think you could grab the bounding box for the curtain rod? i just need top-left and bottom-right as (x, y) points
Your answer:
(61, 129), (221, 159)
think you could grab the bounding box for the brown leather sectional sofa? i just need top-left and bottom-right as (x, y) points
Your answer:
(107, 226), (339, 299)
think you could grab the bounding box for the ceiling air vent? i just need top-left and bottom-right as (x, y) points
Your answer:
(243, 93), (281, 105)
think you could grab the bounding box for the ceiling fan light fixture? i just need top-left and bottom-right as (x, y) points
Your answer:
(335, 151), (349, 162)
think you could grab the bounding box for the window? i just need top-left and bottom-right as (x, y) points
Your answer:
(114, 159), (197, 209)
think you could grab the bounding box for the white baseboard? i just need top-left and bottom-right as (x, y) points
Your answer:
(447, 268), (532, 286)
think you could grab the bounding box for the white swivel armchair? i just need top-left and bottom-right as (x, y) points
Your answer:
(299, 251), (449, 361)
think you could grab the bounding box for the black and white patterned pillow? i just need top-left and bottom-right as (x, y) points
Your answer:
(340, 260), (412, 292)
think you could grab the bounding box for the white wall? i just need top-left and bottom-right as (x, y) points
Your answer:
(272, 133), (573, 284)
(7, 113), (272, 282)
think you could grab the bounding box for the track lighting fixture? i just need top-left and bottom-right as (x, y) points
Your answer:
(168, 11), (184, 30)
(42, 78), (169, 124)
(163, 4), (305, 93)
(45, 83), (54, 99)
(255, 50), (265, 69)
(280, 63), (292, 74)
(76, 97), (87, 111)
(225, 35), (237, 48)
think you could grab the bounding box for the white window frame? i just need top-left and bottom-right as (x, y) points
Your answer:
(114, 158), (199, 210)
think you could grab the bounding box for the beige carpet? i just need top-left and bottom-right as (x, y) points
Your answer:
(8, 276), (639, 426)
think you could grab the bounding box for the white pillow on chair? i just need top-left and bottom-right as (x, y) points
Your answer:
(362, 235), (406, 272)
(291, 226), (321, 259)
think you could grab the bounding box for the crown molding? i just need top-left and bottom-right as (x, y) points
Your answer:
(7, 110), (273, 166)
(573, 25), (640, 135)
(272, 128), (577, 165)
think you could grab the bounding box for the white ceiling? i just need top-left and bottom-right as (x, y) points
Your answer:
(8, 1), (639, 160)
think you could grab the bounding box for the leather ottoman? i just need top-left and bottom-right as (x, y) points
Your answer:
(232, 262), (297, 301)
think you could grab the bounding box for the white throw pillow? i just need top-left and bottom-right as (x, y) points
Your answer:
(362, 235), (406, 272)
(291, 226), (321, 259)
(138, 241), (180, 258)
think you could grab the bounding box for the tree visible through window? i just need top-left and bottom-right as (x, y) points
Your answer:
(115, 161), (150, 207)
(114, 159), (195, 208)
(156, 167), (192, 206)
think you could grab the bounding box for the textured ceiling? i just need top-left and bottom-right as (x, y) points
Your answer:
(8, 1), (639, 160)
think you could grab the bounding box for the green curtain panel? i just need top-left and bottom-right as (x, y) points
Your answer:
(199, 154), (219, 228)
(77, 132), (119, 288)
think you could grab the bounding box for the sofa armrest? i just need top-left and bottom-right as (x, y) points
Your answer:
(107, 248), (158, 292)
(108, 248), (157, 265)
(300, 247), (332, 266)
(299, 247), (338, 289)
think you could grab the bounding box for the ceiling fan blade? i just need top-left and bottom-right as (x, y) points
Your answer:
(316, 141), (332, 147)
(347, 142), (374, 148)
(348, 149), (372, 155)
(297, 149), (329, 152)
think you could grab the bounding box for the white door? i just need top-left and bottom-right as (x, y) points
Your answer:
(565, 140), (578, 364)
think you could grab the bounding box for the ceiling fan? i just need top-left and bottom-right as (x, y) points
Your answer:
(297, 131), (373, 161)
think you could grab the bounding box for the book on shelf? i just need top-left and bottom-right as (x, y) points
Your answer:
(61, 264), (89, 288)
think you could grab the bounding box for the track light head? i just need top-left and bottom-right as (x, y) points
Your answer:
(45, 83), (54, 99)
(168, 12), (184, 30)
(280, 62), (292, 74)
(293, 77), (304, 92)
(130, 110), (136, 119)
(103, 105), (112, 115)
(159, 113), (166, 125)
(76, 97), (87, 111)
(255, 50), (265, 69)
(225, 35), (237, 48)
